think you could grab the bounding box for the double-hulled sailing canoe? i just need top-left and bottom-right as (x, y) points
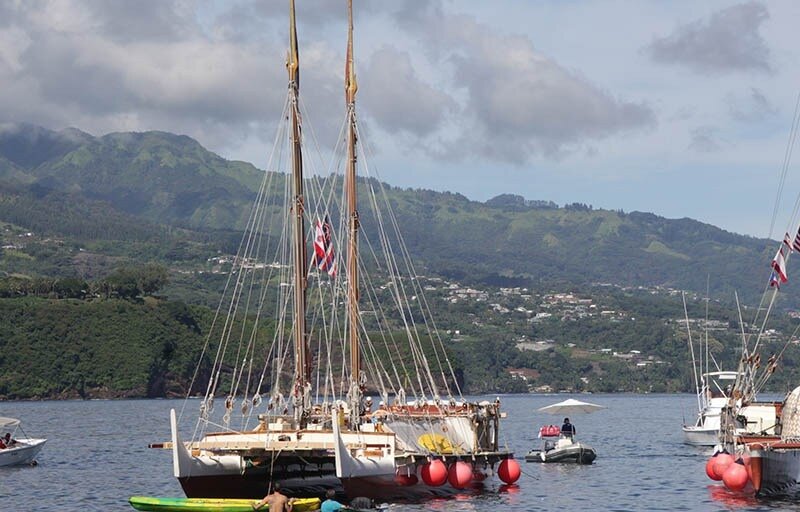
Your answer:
(149, 0), (517, 501)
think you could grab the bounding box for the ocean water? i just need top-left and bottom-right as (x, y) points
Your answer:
(0, 394), (798, 511)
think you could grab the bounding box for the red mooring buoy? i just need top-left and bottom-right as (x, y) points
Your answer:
(706, 452), (722, 481)
(497, 458), (521, 484)
(713, 452), (735, 480)
(421, 459), (448, 486)
(722, 459), (749, 492)
(448, 461), (473, 489)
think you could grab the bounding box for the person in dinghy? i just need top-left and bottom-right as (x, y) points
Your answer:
(561, 418), (576, 438)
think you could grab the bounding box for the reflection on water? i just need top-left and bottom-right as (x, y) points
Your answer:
(708, 485), (761, 510)
(1, 395), (800, 511)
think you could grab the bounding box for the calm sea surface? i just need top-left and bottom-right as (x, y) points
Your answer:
(1, 394), (799, 511)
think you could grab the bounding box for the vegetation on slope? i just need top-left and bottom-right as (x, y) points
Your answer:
(0, 124), (794, 399)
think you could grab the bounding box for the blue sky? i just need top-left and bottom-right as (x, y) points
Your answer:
(1, 1), (799, 238)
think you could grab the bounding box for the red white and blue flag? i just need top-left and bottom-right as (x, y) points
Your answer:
(771, 247), (788, 287)
(313, 216), (336, 276)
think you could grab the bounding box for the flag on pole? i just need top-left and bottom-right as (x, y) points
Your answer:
(770, 271), (781, 289)
(313, 216), (336, 276)
(772, 247), (788, 284)
(784, 232), (793, 251)
(793, 227), (800, 252)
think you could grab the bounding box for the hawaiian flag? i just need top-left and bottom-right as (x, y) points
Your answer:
(313, 216), (336, 276)
(771, 247), (788, 285)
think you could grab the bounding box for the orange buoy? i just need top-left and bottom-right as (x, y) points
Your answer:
(713, 452), (735, 480)
(497, 458), (521, 484)
(723, 459), (749, 491)
(448, 461), (473, 489)
(421, 460), (448, 486)
(706, 453), (723, 481)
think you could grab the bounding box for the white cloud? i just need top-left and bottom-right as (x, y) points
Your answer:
(0, 0), (799, 238)
(393, 2), (655, 163)
(0, 1), (310, 158)
(646, 2), (772, 74)
(360, 46), (456, 137)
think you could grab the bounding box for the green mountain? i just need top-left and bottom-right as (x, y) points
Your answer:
(44, 131), (262, 228)
(0, 123), (793, 398)
(375, 190), (771, 304)
(0, 123), (91, 171)
(0, 124), (775, 304)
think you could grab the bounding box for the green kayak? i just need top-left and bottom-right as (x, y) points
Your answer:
(129, 496), (321, 512)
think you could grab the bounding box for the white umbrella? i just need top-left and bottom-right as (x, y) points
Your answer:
(537, 398), (606, 415)
(0, 418), (20, 429)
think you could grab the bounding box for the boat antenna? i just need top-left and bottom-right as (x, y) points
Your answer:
(733, 291), (754, 402)
(682, 292), (701, 413)
(288, 0), (311, 428)
(704, 275), (710, 377)
(344, 0), (363, 428)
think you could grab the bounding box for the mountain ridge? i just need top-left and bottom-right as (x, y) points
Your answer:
(0, 122), (795, 398)
(0, 122), (777, 305)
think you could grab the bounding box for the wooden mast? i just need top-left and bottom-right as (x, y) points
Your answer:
(345, 0), (361, 426)
(288, 0), (310, 427)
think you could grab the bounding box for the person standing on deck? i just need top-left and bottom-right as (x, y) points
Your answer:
(561, 417), (576, 438)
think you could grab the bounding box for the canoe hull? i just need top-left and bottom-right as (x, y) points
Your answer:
(176, 464), (496, 501)
(749, 446), (800, 497)
(177, 471), (340, 500)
